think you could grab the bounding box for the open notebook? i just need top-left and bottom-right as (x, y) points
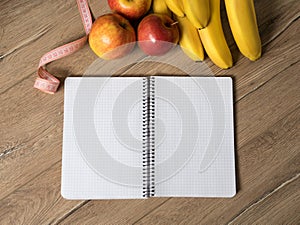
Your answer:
(61, 76), (236, 199)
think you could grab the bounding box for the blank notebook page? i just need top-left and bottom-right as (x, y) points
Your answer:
(154, 77), (236, 197)
(61, 77), (144, 199)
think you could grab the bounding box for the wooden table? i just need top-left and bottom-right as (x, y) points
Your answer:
(1, 0), (299, 224)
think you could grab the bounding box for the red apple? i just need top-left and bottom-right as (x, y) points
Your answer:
(89, 13), (136, 59)
(107, 0), (151, 20)
(137, 14), (179, 56)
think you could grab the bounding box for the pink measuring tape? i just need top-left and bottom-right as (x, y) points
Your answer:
(33, 0), (92, 94)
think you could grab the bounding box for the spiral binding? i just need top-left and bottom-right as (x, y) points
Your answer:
(142, 77), (156, 198)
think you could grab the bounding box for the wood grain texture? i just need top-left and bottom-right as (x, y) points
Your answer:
(0, 0), (299, 224)
(228, 174), (300, 225)
(0, 162), (83, 225)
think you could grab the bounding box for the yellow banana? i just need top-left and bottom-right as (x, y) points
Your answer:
(152, 0), (171, 16)
(183, 0), (210, 29)
(198, 0), (232, 69)
(224, 0), (261, 61)
(177, 16), (204, 61)
(165, 0), (185, 17)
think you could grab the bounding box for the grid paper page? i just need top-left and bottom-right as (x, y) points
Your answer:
(61, 77), (144, 199)
(154, 76), (236, 197)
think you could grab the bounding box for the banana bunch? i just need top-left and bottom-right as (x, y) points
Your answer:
(152, 0), (262, 69)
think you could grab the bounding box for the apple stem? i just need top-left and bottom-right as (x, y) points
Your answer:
(171, 21), (179, 26)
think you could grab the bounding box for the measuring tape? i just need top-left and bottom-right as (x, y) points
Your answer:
(33, 0), (92, 94)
